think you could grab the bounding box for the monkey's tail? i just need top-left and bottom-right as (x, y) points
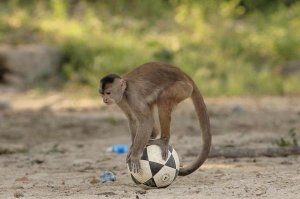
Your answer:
(178, 83), (211, 176)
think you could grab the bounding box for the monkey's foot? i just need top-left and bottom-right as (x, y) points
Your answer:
(147, 139), (169, 160)
(127, 155), (141, 173)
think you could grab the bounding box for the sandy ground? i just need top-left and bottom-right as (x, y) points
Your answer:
(0, 92), (300, 199)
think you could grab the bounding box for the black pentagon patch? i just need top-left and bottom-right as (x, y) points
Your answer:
(141, 148), (148, 161)
(143, 177), (157, 187)
(165, 154), (176, 169)
(149, 161), (164, 176)
(168, 145), (173, 153)
(131, 174), (141, 184)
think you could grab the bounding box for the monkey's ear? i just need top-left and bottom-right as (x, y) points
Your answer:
(120, 78), (127, 91)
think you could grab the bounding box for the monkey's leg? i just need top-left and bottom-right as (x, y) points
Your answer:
(156, 81), (193, 160)
(150, 105), (159, 139)
(151, 125), (159, 139)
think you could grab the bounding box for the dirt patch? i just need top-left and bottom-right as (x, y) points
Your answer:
(0, 94), (300, 198)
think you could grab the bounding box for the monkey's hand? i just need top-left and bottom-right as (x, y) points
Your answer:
(126, 152), (141, 173)
(126, 149), (131, 163)
(147, 139), (169, 160)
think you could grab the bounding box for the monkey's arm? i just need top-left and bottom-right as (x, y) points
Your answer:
(124, 117), (138, 163)
(128, 119), (137, 143)
(118, 100), (137, 143)
(127, 103), (154, 173)
(118, 100), (139, 164)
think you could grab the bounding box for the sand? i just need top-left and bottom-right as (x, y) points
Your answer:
(0, 92), (299, 199)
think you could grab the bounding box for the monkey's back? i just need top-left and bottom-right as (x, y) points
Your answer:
(122, 62), (193, 101)
(123, 62), (189, 85)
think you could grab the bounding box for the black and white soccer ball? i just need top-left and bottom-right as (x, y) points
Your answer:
(127, 144), (180, 189)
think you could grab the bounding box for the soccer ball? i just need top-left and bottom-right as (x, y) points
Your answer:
(127, 144), (180, 189)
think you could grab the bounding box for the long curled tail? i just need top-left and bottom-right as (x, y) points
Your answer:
(178, 82), (211, 176)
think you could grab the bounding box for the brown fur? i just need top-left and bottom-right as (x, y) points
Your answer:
(100, 62), (211, 175)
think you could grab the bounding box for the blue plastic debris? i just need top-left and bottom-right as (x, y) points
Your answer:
(111, 144), (129, 154)
(99, 171), (116, 183)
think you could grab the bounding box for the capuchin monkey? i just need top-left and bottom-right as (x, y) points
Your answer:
(99, 62), (211, 176)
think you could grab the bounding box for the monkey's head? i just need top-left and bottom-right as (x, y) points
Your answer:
(99, 74), (126, 105)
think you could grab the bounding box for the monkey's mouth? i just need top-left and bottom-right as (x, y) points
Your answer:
(104, 101), (113, 105)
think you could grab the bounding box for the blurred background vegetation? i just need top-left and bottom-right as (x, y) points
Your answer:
(0, 0), (300, 96)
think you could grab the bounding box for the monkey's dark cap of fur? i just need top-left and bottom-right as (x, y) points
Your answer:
(100, 74), (121, 94)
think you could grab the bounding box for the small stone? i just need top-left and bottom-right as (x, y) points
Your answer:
(15, 176), (28, 182)
(90, 176), (99, 184)
(32, 159), (44, 164)
(96, 192), (117, 197)
(14, 192), (24, 198)
(255, 186), (267, 196)
(280, 161), (293, 165)
(136, 190), (146, 195)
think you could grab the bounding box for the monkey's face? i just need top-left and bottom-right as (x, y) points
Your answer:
(100, 79), (126, 105)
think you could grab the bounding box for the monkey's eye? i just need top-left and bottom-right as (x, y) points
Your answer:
(106, 91), (111, 95)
